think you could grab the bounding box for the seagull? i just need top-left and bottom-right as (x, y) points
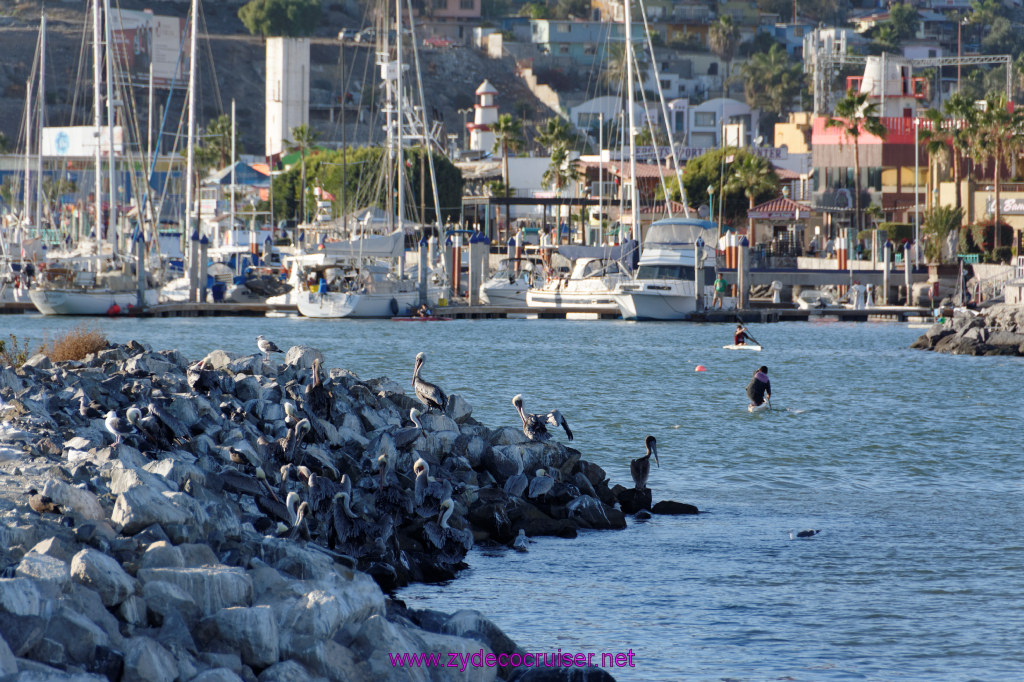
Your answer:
(256, 335), (284, 363)
(630, 435), (659, 491)
(104, 410), (133, 446)
(512, 529), (529, 553)
(528, 469), (555, 499)
(790, 529), (821, 540)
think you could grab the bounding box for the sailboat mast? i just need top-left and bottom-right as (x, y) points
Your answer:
(395, 0), (405, 276)
(624, 0), (640, 244)
(92, 0), (102, 256)
(184, 0), (198, 240)
(23, 76), (32, 231)
(36, 13), (46, 235)
(104, 0), (117, 256)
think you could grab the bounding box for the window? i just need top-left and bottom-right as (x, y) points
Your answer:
(459, 0), (473, 9)
(432, 0), (446, 7)
(695, 111), (715, 127)
(559, 44), (569, 55)
(708, 62), (718, 76)
(584, 44), (596, 56)
(660, 79), (670, 89)
(556, 23), (570, 33)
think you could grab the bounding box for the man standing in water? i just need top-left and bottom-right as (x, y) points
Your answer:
(746, 366), (771, 408)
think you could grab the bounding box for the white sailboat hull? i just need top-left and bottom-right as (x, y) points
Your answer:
(615, 281), (702, 320)
(296, 289), (420, 318)
(29, 288), (159, 315)
(525, 288), (620, 313)
(481, 282), (530, 307)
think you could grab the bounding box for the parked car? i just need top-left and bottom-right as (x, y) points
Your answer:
(423, 36), (453, 48)
(337, 28), (355, 41)
(354, 28), (376, 43)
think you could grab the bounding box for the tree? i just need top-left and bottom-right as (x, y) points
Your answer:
(535, 116), (571, 155)
(238, 0), (320, 37)
(825, 89), (887, 233)
(199, 114), (241, 170)
(739, 43), (804, 139)
(969, 93), (1024, 250)
(542, 142), (580, 195)
(708, 16), (740, 96)
(922, 206), (964, 263)
(725, 153), (780, 243)
(918, 108), (950, 211)
(491, 114), (525, 199)
(284, 124), (321, 223)
(660, 148), (777, 225)
(944, 93), (976, 221)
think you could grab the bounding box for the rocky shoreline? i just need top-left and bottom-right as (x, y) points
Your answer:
(910, 303), (1024, 356)
(0, 339), (692, 681)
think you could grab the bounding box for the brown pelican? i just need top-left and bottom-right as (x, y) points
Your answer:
(288, 501), (313, 541)
(512, 395), (573, 442)
(413, 352), (448, 412)
(305, 358), (333, 419)
(503, 451), (528, 498)
(186, 359), (218, 394)
(104, 410), (133, 446)
(283, 401), (300, 427)
(413, 459), (452, 518)
(256, 335), (284, 362)
(392, 408), (424, 450)
(26, 489), (63, 515)
(284, 418), (311, 463)
(284, 491), (302, 525)
(423, 499), (473, 564)
(306, 472), (343, 516)
(630, 435), (659, 491)
(527, 469), (555, 499)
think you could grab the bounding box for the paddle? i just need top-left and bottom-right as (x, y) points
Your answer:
(767, 396), (773, 412)
(735, 314), (764, 348)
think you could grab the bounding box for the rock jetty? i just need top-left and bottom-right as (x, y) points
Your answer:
(910, 303), (1024, 356)
(0, 339), (688, 681)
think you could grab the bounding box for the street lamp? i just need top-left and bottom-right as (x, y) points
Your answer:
(708, 184), (718, 242)
(914, 117), (920, 266)
(958, 16), (969, 93)
(457, 108), (473, 150)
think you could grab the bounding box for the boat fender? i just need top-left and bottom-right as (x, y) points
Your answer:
(389, 298), (399, 315)
(107, 303), (122, 317)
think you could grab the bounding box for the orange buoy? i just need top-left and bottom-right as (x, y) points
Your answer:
(106, 303), (121, 316)
(695, 365), (707, 372)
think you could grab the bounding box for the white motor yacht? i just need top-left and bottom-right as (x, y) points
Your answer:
(614, 218), (719, 321)
(479, 257), (547, 307)
(526, 256), (631, 314)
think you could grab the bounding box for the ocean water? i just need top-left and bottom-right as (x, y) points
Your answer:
(4, 314), (1022, 681)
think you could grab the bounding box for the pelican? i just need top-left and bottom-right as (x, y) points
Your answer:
(413, 458), (452, 517)
(503, 450), (528, 498)
(285, 491), (302, 525)
(630, 435), (659, 491)
(256, 335), (284, 363)
(283, 401), (300, 427)
(186, 358), (218, 394)
(288, 501), (313, 541)
(306, 472), (342, 516)
(512, 395), (573, 442)
(278, 464), (296, 499)
(392, 408), (424, 450)
(412, 352), (448, 412)
(423, 499), (473, 564)
(790, 529), (821, 540)
(26, 489), (63, 516)
(305, 357), (333, 419)
(528, 469), (555, 499)
(104, 410), (133, 446)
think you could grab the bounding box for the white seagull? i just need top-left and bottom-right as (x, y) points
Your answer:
(105, 410), (133, 446)
(257, 335), (284, 362)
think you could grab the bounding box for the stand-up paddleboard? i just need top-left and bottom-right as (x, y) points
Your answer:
(723, 344), (762, 351)
(747, 401), (770, 413)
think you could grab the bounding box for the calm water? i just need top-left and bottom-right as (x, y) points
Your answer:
(4, 314), (1022, 681)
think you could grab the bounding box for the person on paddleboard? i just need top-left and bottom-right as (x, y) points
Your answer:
(734, 324), (750, 346)
(746, 366), (771, 408)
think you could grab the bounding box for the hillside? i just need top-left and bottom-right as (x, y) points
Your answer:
(0, 0), (549, 158)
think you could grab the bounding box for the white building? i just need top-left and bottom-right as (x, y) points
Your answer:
(667, 97), (758, 147)
(265, 38), (310, 159)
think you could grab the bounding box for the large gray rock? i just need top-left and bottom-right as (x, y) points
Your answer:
(351, 615), (495, 682)
(285, 638), (367, 682)
(45, 606), (109, 664)
(257, 661), (322, 682)
(0, 635), (16, 676)
(111, 486), (190, 535)
(0, 613), (47, 657)
(0, 578), (43, 617)
(136, 566), (252, 617)
(123, 636), (177, 682)
(109, 464), (176, 495)
(70, 548), (137, 607)
(566, 495), (625, 530)
(284, 346), (324, 370)
(144, 458), (207, 490)
(209, 605), (279, 669)
(140, 541), (185, 569)
(202, 349), (239, 371)
(448, 394), (473, 422)
(40, 480), (105, 521)
(192, 669), (245, 682)
(15, 554), (70, 593)
(277, 574), (384, 643)
(142, 580), (202, 625)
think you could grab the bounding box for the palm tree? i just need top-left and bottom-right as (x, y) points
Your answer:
(201, 114), (240, 170)
(739, 43), (804, 138)
(969, 93), (1024, 250)
(491, 114), (525, 199)
(542, 142), (581, 195)
(284, 124), (320, 222)
(708, 16), (740, 97)
(535, 116), (571, 155)
(918, 108), (950, 211)
(943, 93), (976, 218)
(725, 153), (780, 244)
(825, 89), (887, 233)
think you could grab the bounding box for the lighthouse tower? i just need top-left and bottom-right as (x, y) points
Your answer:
(468, 80), (498, 152)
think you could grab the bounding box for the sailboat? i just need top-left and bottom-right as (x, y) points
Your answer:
(28, 0), (161, 315)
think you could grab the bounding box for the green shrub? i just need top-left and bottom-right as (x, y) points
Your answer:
(0, 334), (30, 367)
(879, 222), (913, 243)
(993, 246), (1013, 264)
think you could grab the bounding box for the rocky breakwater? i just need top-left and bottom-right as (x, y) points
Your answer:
(0, 339), (681, 681)
(910, 303), (1024, 356)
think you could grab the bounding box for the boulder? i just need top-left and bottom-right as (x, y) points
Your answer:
(122, 636), (177, 682)
(16, 554), (70, 593)
(566, 496), (626, 530)
(284, 346), (324, 370)
(652, 500), (699, 515)
(193, 669), (245, 682)
(257, 660), (320, 682)
(70, 548), (137, 607)
(0, 578), (43, 617)
(201, 349), (239, 371)
(613, 486), (651, 515)
(142, 580), (202, 625)
(111, 487), (191, 535)
(0, 612), (46, 657)
(140, 541), (185, 569)
(0, 635), (17, 676)
(136, 566), (252, 617)
(285, 638), (367, 682)
(40, 480), (105, 521)
(45, 606), (109, 664)
(109, 464), (176, 495)
(209, 605), (279, 670)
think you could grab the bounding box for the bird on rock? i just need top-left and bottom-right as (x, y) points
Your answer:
(630, 435), (659, 492)
(26, 489), (63, 515)
(256, 335), (284, 363)
(105, 410), (134, 446)
(512, 395), (573, 442)
(413, 352), (448, 412)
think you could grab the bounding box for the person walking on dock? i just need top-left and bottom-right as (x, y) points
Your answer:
(713, 274), (728, 309)
(746, 366), (771, 409)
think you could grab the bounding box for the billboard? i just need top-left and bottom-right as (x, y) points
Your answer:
(109, 9), (187, 88)
(41, 126), (125, 157)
